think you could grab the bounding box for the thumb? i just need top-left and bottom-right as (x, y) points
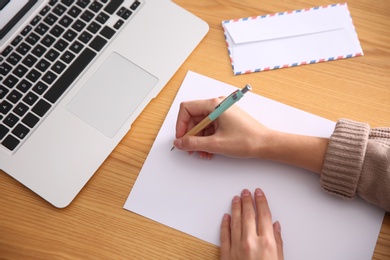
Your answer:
(173, 135), (213, 152)
(273, 221), (284, 260)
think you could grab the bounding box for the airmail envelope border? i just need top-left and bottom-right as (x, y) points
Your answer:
(222, 3), (363, 75)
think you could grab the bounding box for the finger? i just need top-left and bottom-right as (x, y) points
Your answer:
(241, 189), (257, 238)
(175, 135), (216, 153)
(230, 195), (242, 245)
(220, 214), (231, 259)
(254, 188), (274, 236)
(198, 151), (214, 160)
(273, 221), (284, 259)
(175, 99), (220, 138)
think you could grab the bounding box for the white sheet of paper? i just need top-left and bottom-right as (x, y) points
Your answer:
(124, 71), (384, 259)
(222, 3), (364, 75)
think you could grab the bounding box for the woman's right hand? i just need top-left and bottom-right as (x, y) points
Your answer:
(172, 98), (272, 159)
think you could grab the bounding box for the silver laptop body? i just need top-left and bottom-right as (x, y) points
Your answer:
(0, 0), (208, 207)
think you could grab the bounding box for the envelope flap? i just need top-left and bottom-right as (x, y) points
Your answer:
(223, 5), (348, 44)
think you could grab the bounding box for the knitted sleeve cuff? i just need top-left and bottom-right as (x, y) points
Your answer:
(320, 119), (370, 199)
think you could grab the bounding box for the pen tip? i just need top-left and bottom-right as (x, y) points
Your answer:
(170, 146), (175, 151)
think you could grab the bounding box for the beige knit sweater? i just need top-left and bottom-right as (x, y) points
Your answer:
(321, 119), (390, 212)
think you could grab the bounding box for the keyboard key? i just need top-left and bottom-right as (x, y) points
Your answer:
(100, 26), (115, 39)
(23, 92), (39, 106)
(45, 49), (60, 62)
(16, 43), (31, 56)
(42, 71), (57, 84)
(63, 29), (77, 42)
(30, 15), (42, 26)
(26, 69), (42, 83)
(2, 135), (20, 151)
(87, 21), (101, 34)
(33, 81), (48, 95)
(16, 80), (32, 93)
(45, 48), (96, 103)
(54, 39), (69, 52)
(40, 5), (51, 16)
(49, 0), (59, 6)
(0, 62), (12, 76)
(53, 4), (67, 16)
(32, 44), (47, 57)
(4, 75), (18, 88)
(130, 1), (141, 10)
(89, 35), (107, 52)
(59, 15), (74, 28)
(81, 10), (94, 22)
(72, 19), (86, 32)
(21, 25), (33, 36)
(2, 46), (13, 57)
(23, 55), (38, 67)
(105, 0), (124, 14)
(6, 90), (22, 104)
(13, 64), (28, 78)
(50, 25), (65, 37)
(26, 32), (41, 46)
(0, 124), (9, 140)
(70, 41), (84, 54)
(113, 19), (124, 30)
(12, 124), (30, 139)
(51, 60), (66, 74)
(96, 12), (109, 24)
(89, 2), (103, 13)
(11, 36), (23, 46)
(35, 23), (50, 36)
(13, 102), (29, 117)
(44, 13), (58, 26)
(61, 0), (73, 7)
(32, 99), (51, 117)
(22, 112), (39, 128)
(76, 0), (90, 8)
(41, 34), (56, 47)
(68, 6), (82, 18)
(3, 113), (19, 128)
(116, 7), (126, 17)
(60, 51), (75, 64)
(0, 85), (9, 99)
(36, 59), (51, 72)
(0, 100), (13, 114)
(78, 31), (93, 44)
(6, 52), (22, 65)
(120, 9), (132, 20)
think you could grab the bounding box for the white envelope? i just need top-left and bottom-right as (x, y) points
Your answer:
(222, 3), (363, 75)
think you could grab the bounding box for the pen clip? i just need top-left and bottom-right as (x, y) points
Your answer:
(215, 90), (239, 109)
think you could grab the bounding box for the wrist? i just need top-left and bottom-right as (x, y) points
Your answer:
(252, 128), (279, 160)
(254, 129), (328, 174)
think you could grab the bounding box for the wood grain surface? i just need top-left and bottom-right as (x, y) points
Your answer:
(1, 0), (389, 259)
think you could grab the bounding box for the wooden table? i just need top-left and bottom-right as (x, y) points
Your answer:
(1, 0), (389, 258)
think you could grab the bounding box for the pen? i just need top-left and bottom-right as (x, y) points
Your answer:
(171, 84), (252, 151)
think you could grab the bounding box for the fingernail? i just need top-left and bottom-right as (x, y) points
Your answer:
(173, 139), (183, 150)
(275, 221), (281, 233)
(255, 188), (264, 197)
(232, 196), (240, 203)
(241, 189), (250, 197)
(223, 213), (230, 221)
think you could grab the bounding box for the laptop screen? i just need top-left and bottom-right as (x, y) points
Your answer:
(0, 0), (37, 39)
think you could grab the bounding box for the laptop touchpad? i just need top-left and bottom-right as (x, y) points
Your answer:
(67, 52), (159, 138)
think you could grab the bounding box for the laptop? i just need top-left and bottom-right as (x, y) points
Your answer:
(0, 0), (208, 207)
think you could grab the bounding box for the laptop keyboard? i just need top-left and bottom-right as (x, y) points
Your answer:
(0, 0), (142, 152)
